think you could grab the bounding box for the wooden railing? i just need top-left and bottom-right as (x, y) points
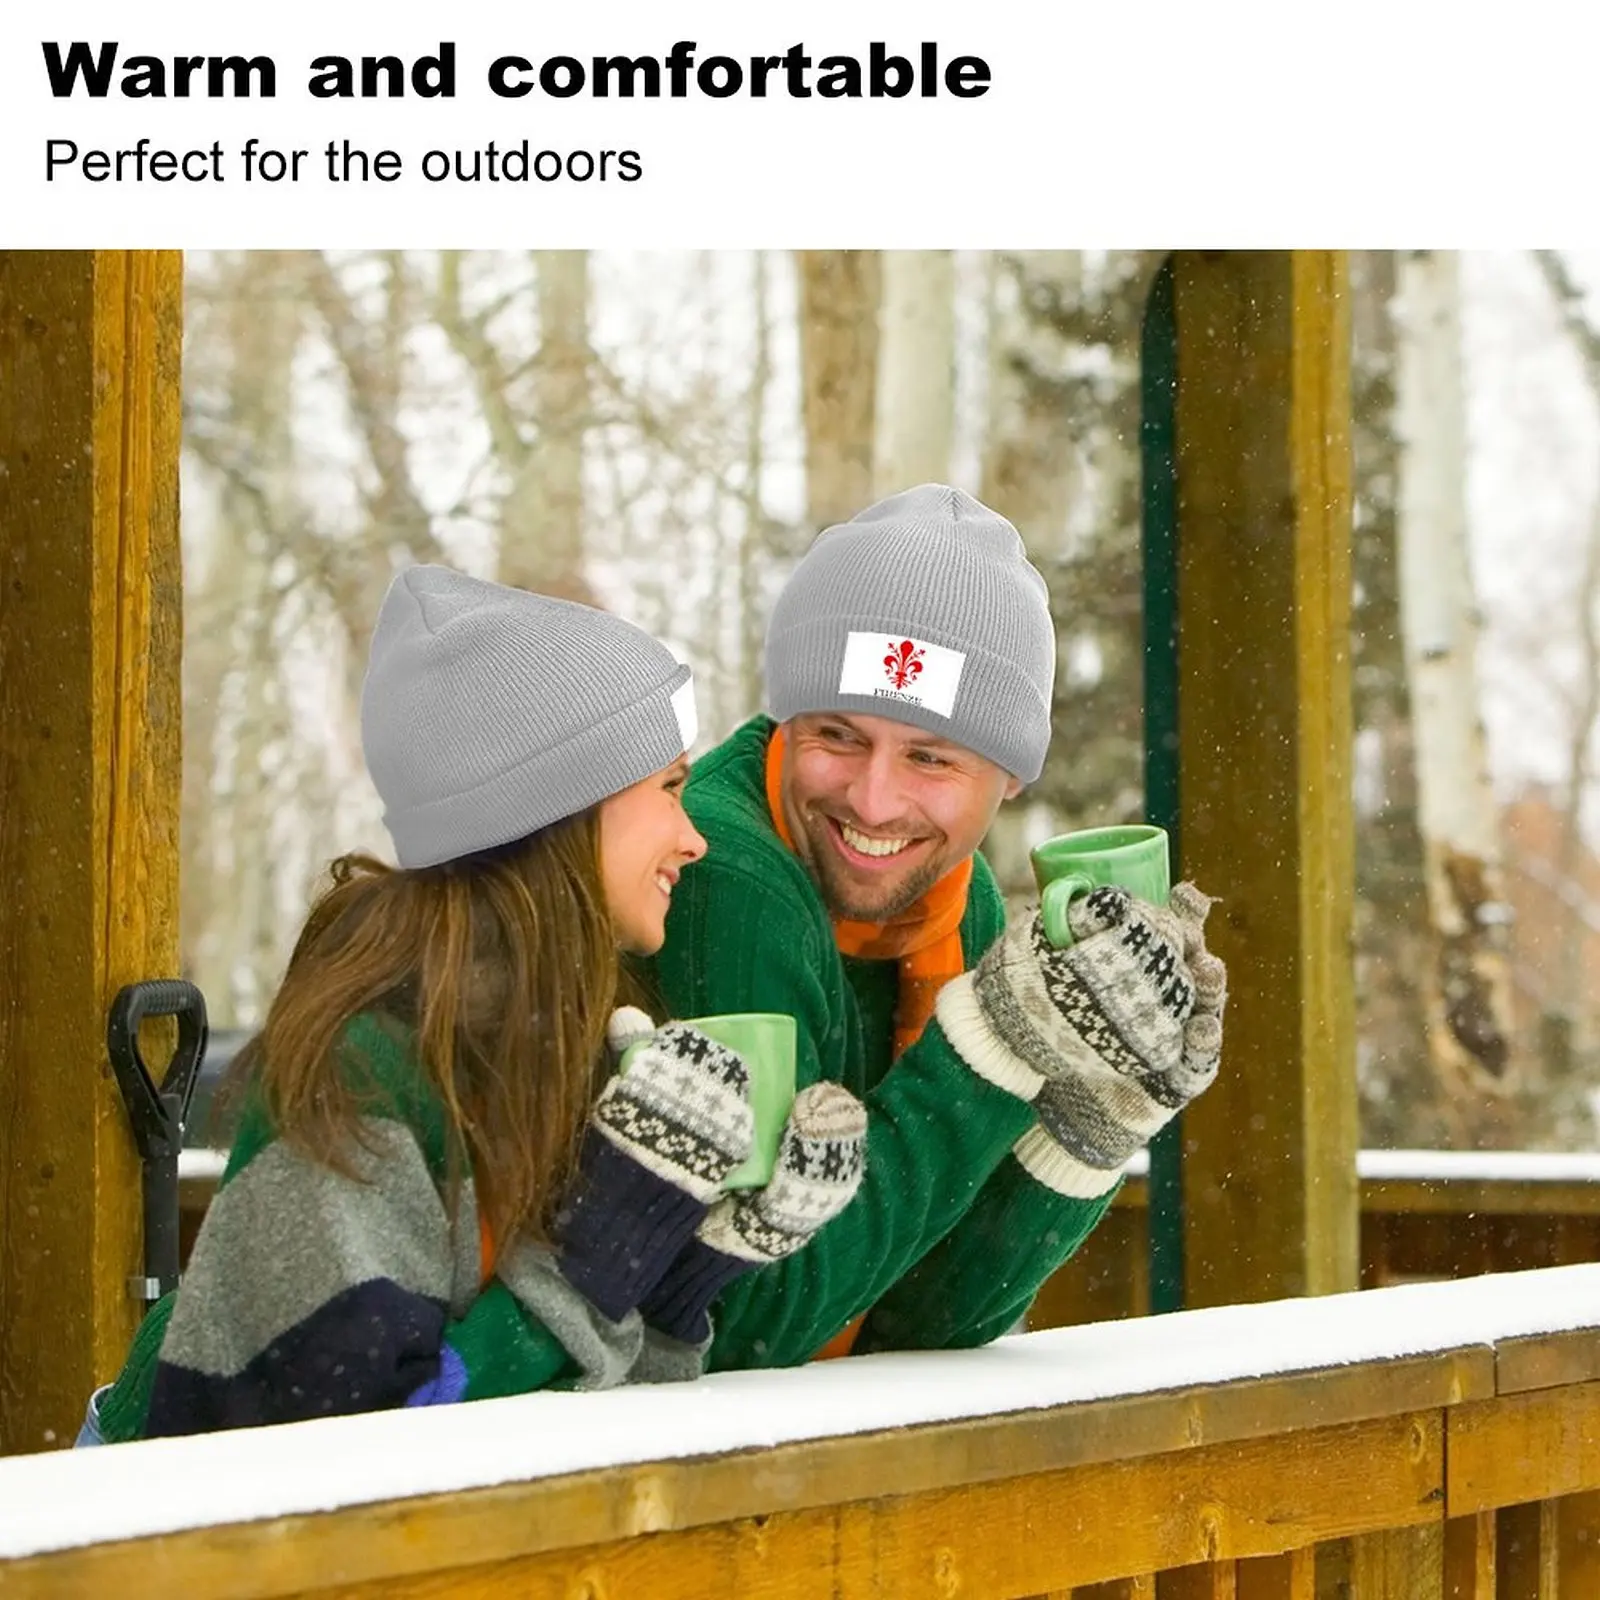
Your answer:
(1029, 1150), (1600, 1332)
(5, 1264), (1600, 1598)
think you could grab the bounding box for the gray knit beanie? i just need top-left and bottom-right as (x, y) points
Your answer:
(361, 566), (697, 869)
(764, 484), (1056, 781)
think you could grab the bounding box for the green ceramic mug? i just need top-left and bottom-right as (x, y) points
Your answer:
(625, 1012), (797, 1191)
(1031, 824), (1171, 949)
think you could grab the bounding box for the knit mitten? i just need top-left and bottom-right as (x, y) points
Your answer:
(937, 881), (1226, 1197)
(554, 1009), (755, 1323)
(638, 1082), (867, 1345)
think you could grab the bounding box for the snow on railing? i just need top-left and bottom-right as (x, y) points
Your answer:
(5, 1263), (1600, 1564)
(1113, 1146), (1600, 1183)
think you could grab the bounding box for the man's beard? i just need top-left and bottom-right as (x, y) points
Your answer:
(799, 813), (947, 922)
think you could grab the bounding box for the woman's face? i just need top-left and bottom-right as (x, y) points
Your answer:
(597, 756), (707, 954)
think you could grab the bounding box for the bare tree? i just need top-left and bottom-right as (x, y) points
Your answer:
(975, 252), (1156, 897)
(1530, 251), (1600, 1081)
(1347, 251), (1441, 1145)
(1393, 249), (1515, 1091)
(797, 251), (881, 530)
(181, 253), (324, 1022)
(515, 252), (592, 598)
(979, 252), (1084, 550)
(874, 251), (955, 494)
(738, 250), (777, 712)
(300, 251), (446, 673)
(173, 250), (832, 1020)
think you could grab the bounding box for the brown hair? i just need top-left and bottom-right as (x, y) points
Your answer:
(236, 809), (617, 1250)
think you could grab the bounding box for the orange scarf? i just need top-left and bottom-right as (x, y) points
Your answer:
(766, 725), (972, 1364)
(764, 726), (970, 1057)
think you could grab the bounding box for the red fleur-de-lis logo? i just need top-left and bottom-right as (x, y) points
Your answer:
(883, 639), (925, 690)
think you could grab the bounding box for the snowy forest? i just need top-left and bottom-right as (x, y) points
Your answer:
(175, 249), (1600, 1154)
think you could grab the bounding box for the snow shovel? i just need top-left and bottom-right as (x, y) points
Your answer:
(106, 979), (209, 1301)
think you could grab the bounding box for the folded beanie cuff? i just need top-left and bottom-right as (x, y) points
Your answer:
(766, 615), (1049, 782)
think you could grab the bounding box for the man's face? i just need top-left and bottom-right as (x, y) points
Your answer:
(779, 712), (1022, 922)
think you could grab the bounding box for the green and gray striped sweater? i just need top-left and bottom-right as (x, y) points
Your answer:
(98, 1013), (696, 1441)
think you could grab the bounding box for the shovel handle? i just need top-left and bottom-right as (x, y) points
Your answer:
(106, 979), (209, 1146)
(107, 979), (210, 1300)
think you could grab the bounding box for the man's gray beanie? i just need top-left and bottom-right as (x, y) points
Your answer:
(361, 565), (697, 869)
(764, 484), (1055, 782)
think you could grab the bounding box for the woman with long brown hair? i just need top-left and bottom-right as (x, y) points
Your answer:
(83, 565), (867, 1442)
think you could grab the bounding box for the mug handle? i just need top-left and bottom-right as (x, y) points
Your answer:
(1040, 873), (1095, 949)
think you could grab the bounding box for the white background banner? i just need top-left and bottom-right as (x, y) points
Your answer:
(2, 0), (1597, 247)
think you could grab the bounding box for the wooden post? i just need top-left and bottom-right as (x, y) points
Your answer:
(1160, 1563), (1238, 1600)
(1349, 1526), (1445, 1597)
(0, 251), (184, 1453)
(1171, 251), (1359, 1305)
(1497, 1502), (1559, 1600)
(1446, 1512), (1498, 1599)
(1556, 1491), (1600, 1597)
(1236, 1548), (1315, 1600)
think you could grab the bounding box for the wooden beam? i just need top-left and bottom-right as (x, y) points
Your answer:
(1496, 1332), (1600, 1396)
(1448, 1385), (1600, 1517)
(0, 251), (183, 1453)
(1171, 250), (1358, 1305)
(1363, 1178), (1600, 1219)
(0, 1412), (1442, 1600)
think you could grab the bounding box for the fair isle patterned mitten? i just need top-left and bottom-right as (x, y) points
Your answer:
(554, 1011), (755, 1323)
(638, 1082), (868, 1345)
(937, 881), (1226, 1198)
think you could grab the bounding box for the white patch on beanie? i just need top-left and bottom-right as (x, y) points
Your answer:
(838, 631), (965, 719)
(670, 677), (699, 752)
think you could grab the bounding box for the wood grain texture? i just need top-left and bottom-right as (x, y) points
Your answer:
(1495, 1501), (1557, 1600)
(1494, 1333), (1600, 1397)
(1448, 1386), (1600, 1516)
(1, 1412), (1443, 1600)
(1444, 1512), (1495, 1599)
(1161, 1563), (1239, 1600)
(1554, 1491), (1600, 1598)
(1075, 1578), (1156, 1600)
(1170, 250), (1358, 1308)
(0, 250), (183, 1455)
(1348, 1524), (1443, 1598)
(1237, 1548), (1316, 1600)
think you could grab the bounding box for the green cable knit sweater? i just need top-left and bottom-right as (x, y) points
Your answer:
(641, 717), (1117, 1368)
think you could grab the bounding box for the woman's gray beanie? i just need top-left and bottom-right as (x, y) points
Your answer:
(763, 484), (1056, 782)
(360, 565), (697, 869)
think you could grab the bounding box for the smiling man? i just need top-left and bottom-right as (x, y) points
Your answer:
(779, 714), (1016, 923)
(643, 483), (1226, 1369)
